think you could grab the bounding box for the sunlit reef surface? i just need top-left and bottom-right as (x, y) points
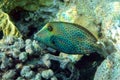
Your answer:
(0, 0), (120, 80)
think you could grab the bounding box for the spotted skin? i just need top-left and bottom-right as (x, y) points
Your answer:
(34, 22), (100, 54)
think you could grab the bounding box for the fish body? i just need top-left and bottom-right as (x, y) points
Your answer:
(34, 22), (100, 54)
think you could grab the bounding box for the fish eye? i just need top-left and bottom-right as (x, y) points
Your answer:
(47, 25), (53, 31)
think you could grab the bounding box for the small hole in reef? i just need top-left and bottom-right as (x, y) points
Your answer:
(75, 53), (104, 80)
(0, 31), (3, 39)
(60, 0), (64, 2)
(9, 7), (27, 21)
(39, 18), (44, 22)
(52, 40), (56, 45)
(90, 0), (93, 2)
(20, 47), (25, 52)
(98, 32), (102, 38)
(98, 22), (102, 27)
(27, 25), (37, 38)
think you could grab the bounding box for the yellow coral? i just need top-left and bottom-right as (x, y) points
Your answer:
(0, 0), (56, 40)
(0, 10), (22, 38)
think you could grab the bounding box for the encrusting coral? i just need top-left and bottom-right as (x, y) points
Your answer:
(94, 51), (120, 80)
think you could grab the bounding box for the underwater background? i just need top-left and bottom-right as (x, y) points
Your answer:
(0, 0), (120, 80)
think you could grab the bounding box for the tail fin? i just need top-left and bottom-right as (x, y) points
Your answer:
(96, 39), (117, 58)
(96, 41), (109, 58)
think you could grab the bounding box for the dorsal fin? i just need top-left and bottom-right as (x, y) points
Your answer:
(50, 21), (98, 41)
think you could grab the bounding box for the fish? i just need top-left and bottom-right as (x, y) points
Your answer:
(34, 22), (101, 55)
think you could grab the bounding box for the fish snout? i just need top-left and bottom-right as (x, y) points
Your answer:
(34, 34), (38, 40)
(33, 30), (43, 40)
(34, 29), (46, 41)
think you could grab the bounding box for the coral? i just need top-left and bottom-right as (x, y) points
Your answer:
(94, 1), (120, 53)
(51, 76), (58, 80)
(0, 10), (22, 39)
(7, 1), (59, 39)
(20, 66), (35, 78)
(59, 52), (83, 62)
(94, 51), (120, 80)
(0, 37), (83, 80)
(0, 53), (12, 69)
(19, 52), (28, 62)
(41, 69), (54, 79)
(32, 73), (42, 80)
(0, 0), (60, 39)
(1, 0), (57, 12)
(2, 69), (16, 80)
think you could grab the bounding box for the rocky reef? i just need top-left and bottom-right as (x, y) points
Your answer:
(94, 51), (120, 80)
(0, 0), (120, 80)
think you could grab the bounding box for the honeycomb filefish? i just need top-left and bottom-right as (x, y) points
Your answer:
(34, 22), (100, 55)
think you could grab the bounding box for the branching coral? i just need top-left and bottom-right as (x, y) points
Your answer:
(0, 37), (81, 80)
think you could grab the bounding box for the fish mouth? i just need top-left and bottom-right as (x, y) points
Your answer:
(33, 34), (38, 40)
(34, 34), (41, 41)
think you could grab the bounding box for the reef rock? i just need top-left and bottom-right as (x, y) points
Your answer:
(94, 51), (120, 80)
